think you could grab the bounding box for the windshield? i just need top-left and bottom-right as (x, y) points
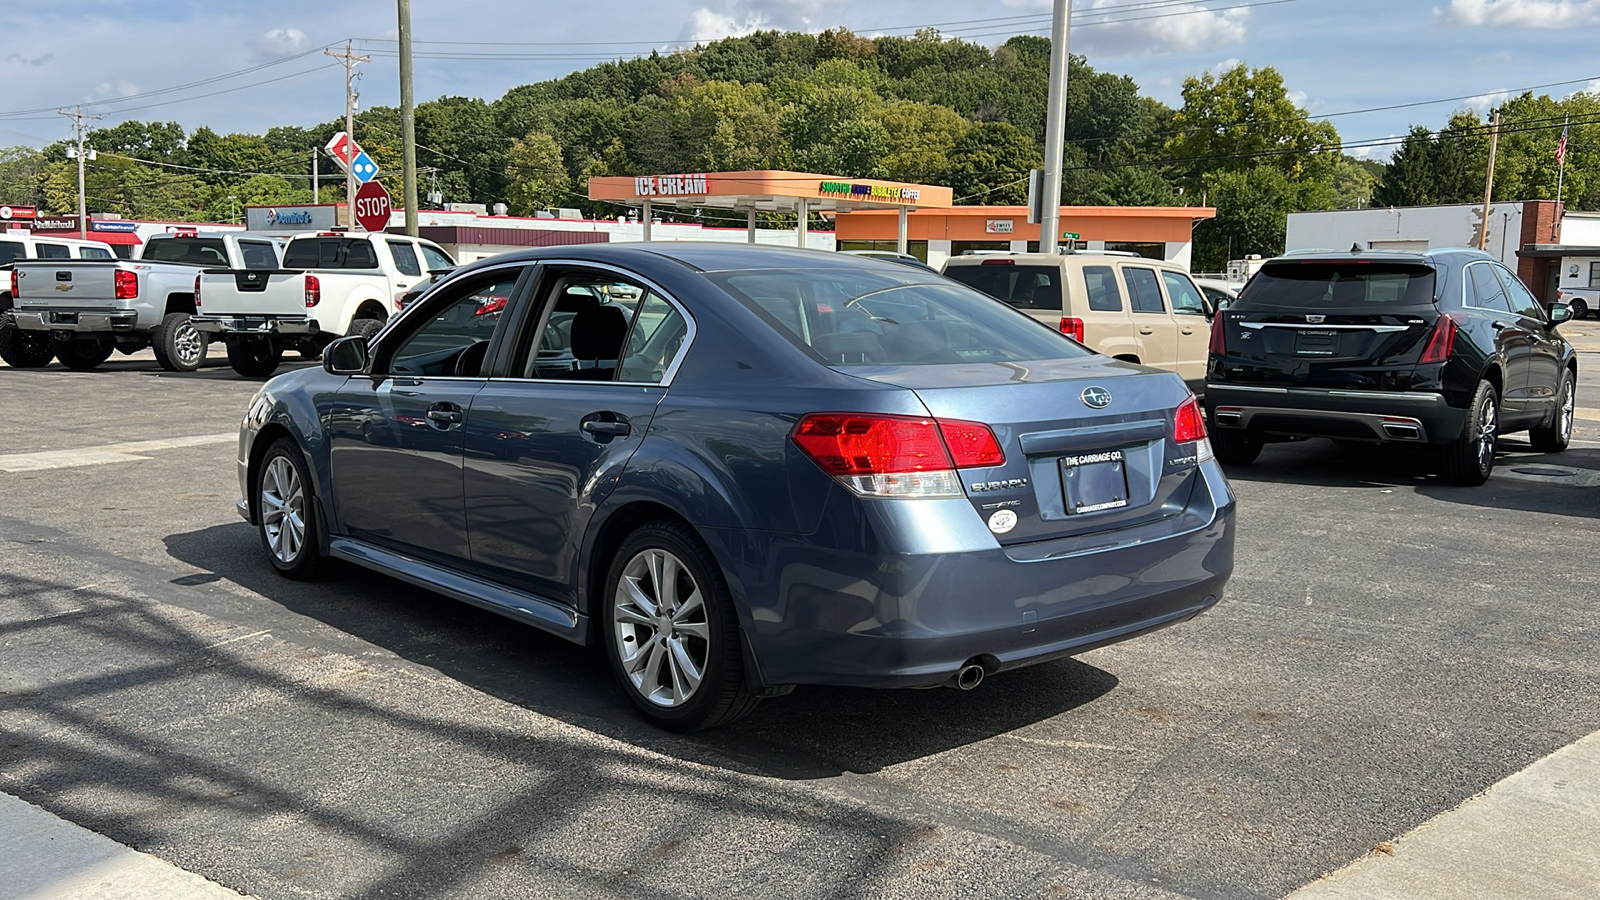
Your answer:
(943, 263), (1062, 310)
(141, 238), (230, 267)
(1241, 263), (1438, 309)
(708, 267), (1092, 367)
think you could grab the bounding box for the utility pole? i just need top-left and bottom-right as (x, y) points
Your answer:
(58, 105), (101, 240)
(311, 147), (319, 203)
(398, 0), (419, 236)
(1037, 0), (1071, 255)
(1479, 110), (1500, 251)
(325, 41), (370, 230)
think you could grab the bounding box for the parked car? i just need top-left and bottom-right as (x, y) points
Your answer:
(236, 244), (1236, 730)
(1553, 286), (1595, 320)
(1, 233), (120, 367)
(1204, 248), (1576, 485)
(192, 232), (454, 377)
(840, 249), (938, 272)
(942, 252), (1215, 393)
(5, 230), (285, 371)
(1193, 277), (1240, 310)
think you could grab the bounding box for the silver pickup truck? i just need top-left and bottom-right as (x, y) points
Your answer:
(6, 231), (285, 371)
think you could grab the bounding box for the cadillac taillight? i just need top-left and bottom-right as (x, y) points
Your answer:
(1419, 315), (1457, 363)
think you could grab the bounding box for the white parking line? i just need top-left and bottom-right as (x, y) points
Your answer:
(0, 434), (235, 473)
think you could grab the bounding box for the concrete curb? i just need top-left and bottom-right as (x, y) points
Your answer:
(1286, 729), (1600, 899)
(0, 793), (252, 900)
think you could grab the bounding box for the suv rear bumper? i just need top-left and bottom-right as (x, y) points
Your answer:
(11, 309), (139, 334)
(1205, 384), (1466, 444)
(191, 315), (318, 336)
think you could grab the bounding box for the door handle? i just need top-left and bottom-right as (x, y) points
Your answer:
(1180, 327), (1195, 334)
(1491, 321), (1508, 330)
(1139, 326), (1155, 334)
(581, 420), (630, 436)
(426, 403), (463, 426)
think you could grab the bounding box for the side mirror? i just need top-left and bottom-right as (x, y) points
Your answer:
(323, 335), (370, 375)
(1549, 303), (1572, 325)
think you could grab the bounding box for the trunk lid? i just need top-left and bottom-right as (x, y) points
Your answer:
(1214, 260), (1439, 391)
(847, 357), (1202, 545)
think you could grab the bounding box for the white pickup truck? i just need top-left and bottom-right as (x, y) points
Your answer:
(192, 231), (454, 376)
(6, 231), (285, 370)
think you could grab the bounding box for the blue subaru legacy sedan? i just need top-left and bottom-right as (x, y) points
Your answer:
(236, 243), (1235, 730)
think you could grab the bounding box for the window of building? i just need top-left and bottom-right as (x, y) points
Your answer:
(1105, 242), (1165, 261)
(1589, 261), (1600, 289)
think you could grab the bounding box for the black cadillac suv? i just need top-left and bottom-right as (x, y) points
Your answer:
(1204, 248), (1577, 485)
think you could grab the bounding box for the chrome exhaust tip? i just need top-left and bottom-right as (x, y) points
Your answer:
(952, 663), (985, 691)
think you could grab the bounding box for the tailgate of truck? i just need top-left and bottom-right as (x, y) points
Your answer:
(198, 269), (309, 317)
(12, 261), (124, 309)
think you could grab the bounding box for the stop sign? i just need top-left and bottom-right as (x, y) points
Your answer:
(353, 181), (392, 232)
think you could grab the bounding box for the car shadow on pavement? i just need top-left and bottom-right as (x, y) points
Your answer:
(1221, 438), (1600, 519)
(162, 523), (1120, 779)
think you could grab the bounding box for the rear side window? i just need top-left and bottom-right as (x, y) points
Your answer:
(142, 238), (229, 265)
(1466, 263), (1512, 313)
(78, 246), (114, 260)
(710, 267), (1091, 368)
(388, 241), (422, 277)
(282, 237), (380, 269)
(1123, 267), (1166, 313)
(1082, 265), (1123, 312)
(1239, 263), (1437, 309)
(35, 243), (70, 259)
(237, 241), (278, 270)
(942, 263), (1062, 310)
(0, 241), (23, 265)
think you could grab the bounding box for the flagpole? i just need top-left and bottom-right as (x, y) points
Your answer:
(1556, 114), (1569, 207)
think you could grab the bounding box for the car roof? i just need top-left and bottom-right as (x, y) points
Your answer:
(450, 242), (933, 276)
(942, 251), (1180, 267)
(1272, 247), (1495, 266)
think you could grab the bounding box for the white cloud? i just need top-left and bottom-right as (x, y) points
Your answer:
(248, 27), (308, 63)
(999, 0), (1247, 56)
(1438, 0), (1600, 27)
(1572, 78), (1600, 97)
(1210, 58), (1243, 75)
(1464, 87), (1512, 112)
(90, 81), (140, 101)
(680, 0), (846, 42)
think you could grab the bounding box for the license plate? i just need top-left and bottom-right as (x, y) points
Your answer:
(1060, 449), (1129, 514)
(1295, 331), (1337, 356)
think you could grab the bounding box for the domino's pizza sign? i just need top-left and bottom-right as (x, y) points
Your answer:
(246, 205), (338, 231)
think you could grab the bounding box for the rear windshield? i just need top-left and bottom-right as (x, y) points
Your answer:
(142, 238), (231, 266)
(1241, 263), (1437, 308)
(282, 237), (379, 270)
(0, 241), (23, 266)
(943, 263), (1062, 310)
(708, 267), (1091, 368)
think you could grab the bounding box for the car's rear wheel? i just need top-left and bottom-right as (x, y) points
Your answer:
(1568, 297), (1590, 320)
(52, 338), (114, 371)
(256, 438), (326, 579)
(0, 321), (54, 368)
(1529, 371), (1574, 453)
(1439, 380), (1498, 485)
(152, 312), (206, 372)
(347, 317), (383, 342)
(228, 338), (282, 378)
(1210, 428), (1263, 465)
(602, 522), (757, 731)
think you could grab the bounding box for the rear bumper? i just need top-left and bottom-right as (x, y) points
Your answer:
(1205, 384), (1466, 444)
(192, 315), (318, 336)
(11, 309), (139, 334)
(718, 461), (1236, 689)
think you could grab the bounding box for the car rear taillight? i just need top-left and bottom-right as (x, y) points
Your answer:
(1059, 317), (1085, 343)
(1419, 314), (1457, 363)
(113, 269), (138, 300)
(1208, 313), (1227, 356)
(937, 419), (1006, 468)
(9, 269), (17, 298)
(193, 273), (202, 308)
(793, 413), (1005, 498)
(305, 274), (320, 308)
(1174, 394), (1214, 463)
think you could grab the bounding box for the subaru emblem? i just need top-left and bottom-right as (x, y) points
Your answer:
(1306, 314), (1325, 324)
(1080, 386), (1112, 409)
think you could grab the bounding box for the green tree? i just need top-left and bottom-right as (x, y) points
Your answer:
(503, 131), (570, 214)
(946, 122), (1040, 204)
(873, 100), (972, 183)
(0, 146), (48, 208)
(1164, 64), (1341, 187)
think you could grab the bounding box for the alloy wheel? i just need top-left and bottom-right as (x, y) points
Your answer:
(612, 548), (710, 708)
(1476, 393), (1497, 474)
(261, 456), (305, 564)
(175, 322), (204, 367)
(1559, 380), (1574, 443)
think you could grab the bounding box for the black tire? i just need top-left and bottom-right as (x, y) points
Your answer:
(601, 521), (759, 731)
(228, 338), (282, 378)
(254, 438), (326, 580)
(1569, 297), (1590, 320)
(1211, 428), (1263, 465)
(52, 338), (114, 371)
(347, 317), (383, 342)
(1439, 380), (1498, 486)
(151, 312), (207, 372)
(0, 321), (54, 368)
(1529, 370), (1575, 453)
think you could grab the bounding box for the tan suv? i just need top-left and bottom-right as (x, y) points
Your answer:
(942, 252), (1214, 392)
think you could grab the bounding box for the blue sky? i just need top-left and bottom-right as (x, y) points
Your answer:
(2, 0), (1598, 162)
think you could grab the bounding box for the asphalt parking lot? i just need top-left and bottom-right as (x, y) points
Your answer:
(3, 342), (1599, 899)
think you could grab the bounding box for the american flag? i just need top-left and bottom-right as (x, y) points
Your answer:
(1557, 128), (1568, 166)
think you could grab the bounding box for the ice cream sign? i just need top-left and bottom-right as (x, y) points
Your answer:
(819, 181), (921, 203)
(633, 174), (710, 196)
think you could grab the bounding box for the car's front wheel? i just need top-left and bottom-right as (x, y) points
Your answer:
(1439, 380), (1498, 485)
(52, 338), (114, 371)
(602, 522), (758, 731)
(256, 438), (326, 579)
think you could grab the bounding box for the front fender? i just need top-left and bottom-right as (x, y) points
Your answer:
(240, 369), (345, 527)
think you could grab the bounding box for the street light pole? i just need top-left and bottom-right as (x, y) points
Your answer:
(399, 0), (419, 236)
(1038, 0), (1071, 255)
